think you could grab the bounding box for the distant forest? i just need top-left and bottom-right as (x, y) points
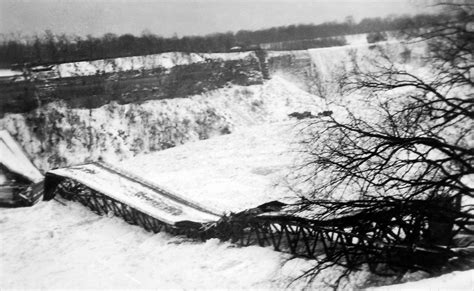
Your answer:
(0, 13), (444, 68)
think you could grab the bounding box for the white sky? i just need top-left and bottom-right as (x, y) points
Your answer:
(0, 0), (436, 38)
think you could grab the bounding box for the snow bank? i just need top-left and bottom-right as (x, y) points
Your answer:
(118, 121), (304, 213)
(0, 69), (22, 77)
(370, 270), (474, 290)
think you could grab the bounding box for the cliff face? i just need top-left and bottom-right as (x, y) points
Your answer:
(0, 52), (263, 115)
(1, 42), (422, 116)
(267, 41), (427, 97)
(0, 42), (426, 172)
(0, 77), (321, 172)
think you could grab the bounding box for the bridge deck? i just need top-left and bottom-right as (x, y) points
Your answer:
(46, 163), (221, 226)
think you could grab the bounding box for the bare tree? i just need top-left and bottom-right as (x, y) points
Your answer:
(292, 2), (473, 287)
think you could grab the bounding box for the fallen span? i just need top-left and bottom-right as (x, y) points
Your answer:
(44, 162), (221, 234)
(42, 162), (473, 274)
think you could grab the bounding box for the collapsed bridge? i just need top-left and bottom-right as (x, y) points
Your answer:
(44, 162), (221, 235)
(43, 162), (474, 273)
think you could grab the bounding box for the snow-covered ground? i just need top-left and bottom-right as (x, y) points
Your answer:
(0, 200), (307, 289)
(0, 190), (372, 289)
(370, 270), (474, 291)
(117, 121), (303, 213)
(0, 69), (22, 77)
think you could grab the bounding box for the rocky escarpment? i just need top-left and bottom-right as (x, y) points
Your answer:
(0, 42), (421, 117)
(0, 42), (425, 172)
(0, 52), (263, 116)
(0, 77), (322, 172)
(266, 41), (427, 97)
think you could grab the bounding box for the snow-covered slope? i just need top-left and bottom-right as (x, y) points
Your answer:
(370, 270), (474, 290)
(118, 121), (303, 213)
(0, 69), (22, 77)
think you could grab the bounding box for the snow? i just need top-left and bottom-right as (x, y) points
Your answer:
(0, 200), (285, 288)
(0, 174), (6, 184)
(370, 270), (474, 290)
(0, 69), (22, 77)
(267, 34), (417, 58)
(0, 112), (372, 290)
(2, 130), (469, 288)
(54, 51), (256, 78)
(345, 33), (370, 46)
(305, 40), (426, 77)
(0, 130), (43, 183)
(117, 121), (304, 214)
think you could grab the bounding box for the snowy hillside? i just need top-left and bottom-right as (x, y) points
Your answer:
(118, 121), (303, 213)
(0, 69), (22, 77)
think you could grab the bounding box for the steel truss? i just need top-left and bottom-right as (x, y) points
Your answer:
(50, 178), (204, 237)
(214, 200), (473, 272)
(45, 175), (473, 272)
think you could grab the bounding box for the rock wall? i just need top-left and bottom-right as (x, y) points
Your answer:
(0, 77), (322, 172)
(0, 43), (426, 172)
(0, 52), (263, 116)
(267, 41), (427, 97)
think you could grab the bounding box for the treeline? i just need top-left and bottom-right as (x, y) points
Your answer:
(261, 36), (347, 51)
(0, 13), (444, 67)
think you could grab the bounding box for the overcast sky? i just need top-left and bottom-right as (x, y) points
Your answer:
(0, 0), (434, 38)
